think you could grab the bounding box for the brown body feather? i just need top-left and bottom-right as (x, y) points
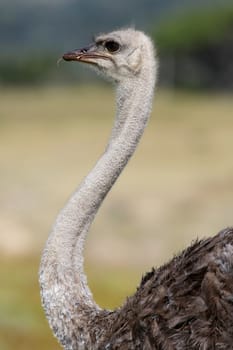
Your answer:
(94, 228), (233, 349)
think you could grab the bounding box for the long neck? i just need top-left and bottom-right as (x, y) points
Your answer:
(39, 60), (156, 348)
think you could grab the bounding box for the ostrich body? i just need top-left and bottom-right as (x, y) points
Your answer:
(39, 29), (233, 349)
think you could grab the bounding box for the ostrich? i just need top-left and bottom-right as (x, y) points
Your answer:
(39, 28), (233, 349)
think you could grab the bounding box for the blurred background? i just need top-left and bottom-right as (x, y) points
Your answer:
(0, 0), (233, 348)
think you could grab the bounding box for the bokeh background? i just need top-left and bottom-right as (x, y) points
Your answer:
(1, 0), (233, 348)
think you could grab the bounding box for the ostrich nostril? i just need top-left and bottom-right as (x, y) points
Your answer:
(80, 47), (89, 53)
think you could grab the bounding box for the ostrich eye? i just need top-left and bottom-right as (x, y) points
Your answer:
(104, 40), (120, 53)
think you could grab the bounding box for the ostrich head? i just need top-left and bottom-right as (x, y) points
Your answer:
(63, 28), (156, 82)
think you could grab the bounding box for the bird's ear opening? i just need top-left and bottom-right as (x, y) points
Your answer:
(127, 47), (142, 73)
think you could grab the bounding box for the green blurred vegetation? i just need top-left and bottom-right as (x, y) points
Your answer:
(152, 5), (233, 90)
(0, 258), (59, 349)
(0, 55), (56, 86)
(154, 6), (233, 51)
(1, 3), (233, 89)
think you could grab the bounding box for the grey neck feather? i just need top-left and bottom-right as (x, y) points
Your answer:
(39, 51), (156, 348)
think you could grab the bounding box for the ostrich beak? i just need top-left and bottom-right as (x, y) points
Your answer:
(62, 44), (110, 65)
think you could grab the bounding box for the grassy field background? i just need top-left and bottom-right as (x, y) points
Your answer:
(0, 86), (233, 349)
